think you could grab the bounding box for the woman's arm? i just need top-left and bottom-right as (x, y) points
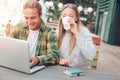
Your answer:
(76, 27), (96, 60)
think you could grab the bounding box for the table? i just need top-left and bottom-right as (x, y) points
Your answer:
(0, 65), (120, 80)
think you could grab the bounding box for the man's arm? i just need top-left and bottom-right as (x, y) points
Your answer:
(37, 27), (59, 65)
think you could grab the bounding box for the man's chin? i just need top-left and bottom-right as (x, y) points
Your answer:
(29, 26), (35, 30)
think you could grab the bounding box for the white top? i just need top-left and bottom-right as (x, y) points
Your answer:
(0, 26), (6, 36)
(27, 29), (39, 57)
(60, 26), (96, 68)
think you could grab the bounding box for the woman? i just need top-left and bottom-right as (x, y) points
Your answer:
(58, 4), (96, 68)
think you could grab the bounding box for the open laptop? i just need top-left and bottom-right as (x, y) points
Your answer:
(0, 36), (45, 74)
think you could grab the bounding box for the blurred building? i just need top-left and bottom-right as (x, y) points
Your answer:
(94, 0), (120, 46)
(0, 0), (29, 26)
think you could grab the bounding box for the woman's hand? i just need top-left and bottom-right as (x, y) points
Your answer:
(68, 18), (79, 35)
(59, 59), (71, 66)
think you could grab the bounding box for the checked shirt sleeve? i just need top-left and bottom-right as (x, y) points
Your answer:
(37, 27), (59, 65)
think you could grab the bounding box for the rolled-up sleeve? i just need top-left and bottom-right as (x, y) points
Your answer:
(37, 28), (59, 65)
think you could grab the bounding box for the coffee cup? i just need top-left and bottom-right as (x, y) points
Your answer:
(62, 16), (70, 30)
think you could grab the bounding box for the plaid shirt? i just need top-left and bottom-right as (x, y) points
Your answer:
(10, 21), (59, 65)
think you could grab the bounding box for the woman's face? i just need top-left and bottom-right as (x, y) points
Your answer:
(61, 7), (77, 21)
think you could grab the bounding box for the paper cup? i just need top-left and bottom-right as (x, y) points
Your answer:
(62, 16), (70, 30)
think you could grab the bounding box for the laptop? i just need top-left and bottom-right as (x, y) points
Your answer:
(0, 36), (45, 74)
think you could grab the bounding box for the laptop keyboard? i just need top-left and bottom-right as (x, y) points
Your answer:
(30, 65), (45, 73)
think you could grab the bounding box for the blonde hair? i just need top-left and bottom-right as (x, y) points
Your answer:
(58, 4), (81, 54)
(23, 0), (42, 14)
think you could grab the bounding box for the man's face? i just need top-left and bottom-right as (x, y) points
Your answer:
(23, 8), (42, 30)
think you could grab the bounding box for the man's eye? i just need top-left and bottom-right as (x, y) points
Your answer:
(31, 17), (35, 19)
(25, 17), (28, 20)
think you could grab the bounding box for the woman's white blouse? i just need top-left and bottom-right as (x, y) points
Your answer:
(60, 26), (96, 68)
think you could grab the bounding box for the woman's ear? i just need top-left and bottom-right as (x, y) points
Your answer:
(75, 17), (78, 22)
(39, 12), (42, 17)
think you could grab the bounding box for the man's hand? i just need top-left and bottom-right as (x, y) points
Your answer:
(30, 56), (40, 68)
(59, 59), (71, 66)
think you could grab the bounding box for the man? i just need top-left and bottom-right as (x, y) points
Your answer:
(6, 20), (12, 36)
(10, 0), (59, 67)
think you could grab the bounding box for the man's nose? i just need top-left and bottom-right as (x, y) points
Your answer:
(28, 19), (31, 22)
(27, 19), (32, 24)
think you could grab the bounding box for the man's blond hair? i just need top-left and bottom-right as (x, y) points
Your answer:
(23, 0), (42, 14)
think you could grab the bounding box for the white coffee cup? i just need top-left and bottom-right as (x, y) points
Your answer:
(62, 16), (70, 30)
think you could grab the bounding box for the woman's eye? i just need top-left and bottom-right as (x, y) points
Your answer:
(69, 15), (74, 17)
(62, 15), (66, 17)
